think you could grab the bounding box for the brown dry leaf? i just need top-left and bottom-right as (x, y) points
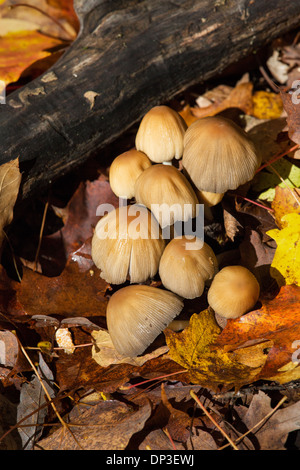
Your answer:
(214, 285), (300, 382)
(40, 176), (119, 275)
(13, 255), (109, 319)
(235, 390), (300, 450)
(271, 185), (300, 228)
(160, 383), (193, 442)
(280, 85), (300, 145)
(36, 397), (151, 450)
(190, 82), (254, 119)
(0, 158), (21, 247)
(165, 309), (261, 392)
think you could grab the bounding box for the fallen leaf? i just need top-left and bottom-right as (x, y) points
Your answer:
(214, 285), (300, 381)
(17, 353), (55, 450)
(0, 158), (21, 247)
(252, 91), (283, 120)
(267, 213), (300, 286)
(235, 391), (300, 450)
(191, 82), (254, 118)
(251, 157), (300, 201)
(280, 85), (300, 145)
(165, 309), (260, 392)
(271, 185), (300, 228)
(91, 329), (168, 368)
(35, 397), (152, 450)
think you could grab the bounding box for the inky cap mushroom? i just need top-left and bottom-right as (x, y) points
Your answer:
(159, 236), (218, 299)
(207, 265), (260, 319)
(135, 105), (187, 163)
(134, 164), (199, 228)
(91, 204), (165, 284)
(182, 116), (260, 194)
(106, 284), (184, 356)
(109, 149), (152, 199)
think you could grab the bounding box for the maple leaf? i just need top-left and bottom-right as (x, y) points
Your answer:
(267, 212), (300, 286)
(0, 0), (79, 88)
(213, 285), (300, 382)
(165, 309), (261, 392)
(271, 186), (300, 229)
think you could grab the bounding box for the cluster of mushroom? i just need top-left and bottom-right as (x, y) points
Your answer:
(91, 105), (261, 357)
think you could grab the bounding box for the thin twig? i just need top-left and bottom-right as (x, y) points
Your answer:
(255, 144), (299, 174)
(218, 395), (288, 450)
(34, 200), (49, 271)
(163, 427), (177, 450)
(190, 390), (239, 450)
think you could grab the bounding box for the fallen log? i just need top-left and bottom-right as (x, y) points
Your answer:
(1, 0), (300, 199)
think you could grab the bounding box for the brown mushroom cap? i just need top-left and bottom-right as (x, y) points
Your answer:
(91, 205), (165, 284)
(106, 284), (184, 356)
(135, 105), (187, 163)
(109, 149), (152, 199)
(207, 265), (260, 319)
(182, 116), (260, 194)
(159, 236), (218, 299)
(134, 164), (199, 228)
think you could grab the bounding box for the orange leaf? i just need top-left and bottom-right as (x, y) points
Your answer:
(0, 30), (63, 86)
(213, 285), (300, 380)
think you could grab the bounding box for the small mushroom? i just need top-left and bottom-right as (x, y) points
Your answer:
(207, 265), (260, 319)
(109, 149), (152, 200)
(134, 164), (199, 228)
(135, 105), (187, 164)
(91, 204), (165, 284)
(182, 116), (261, 194)
(159, 236), (218, 299)
(106, 284), (184, 356)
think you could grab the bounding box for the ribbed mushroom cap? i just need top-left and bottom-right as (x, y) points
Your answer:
(182, 116), (260, 193)
(109, 149), (152, 199)
(106, 284), (184, 356)
(91, 205), (165, 284)
(207, 265), (260, 319)
(159, 236), (218, 299)
(135, 105), (187, 163)
(134, 164), (199, 228)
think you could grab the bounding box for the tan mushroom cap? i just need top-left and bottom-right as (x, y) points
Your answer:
(135, 105), (187, 163)
(91, 205), (165, 284)
(134, 164), (199, 228)
(159, 236), (218, 299)
(106, 284), (184, 356)
(182, 116), (261, 194)
(109, 149), (152, 199)
(207, 265), (260, 319)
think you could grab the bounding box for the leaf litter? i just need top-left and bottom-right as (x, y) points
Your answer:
(1, 16), (300, 451)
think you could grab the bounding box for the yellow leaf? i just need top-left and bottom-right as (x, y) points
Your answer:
(165, 309), (261, 392)
(0, 30), (63, 87)
(267, 213), (300, 286)
(252, 91), (283, 119)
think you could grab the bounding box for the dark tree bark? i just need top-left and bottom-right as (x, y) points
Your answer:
(1, 0), (300, 199)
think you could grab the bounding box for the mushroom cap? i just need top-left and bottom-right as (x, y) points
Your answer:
(196, 190), (224, 207)
(159, 236), (218, 299)
(106, 284), (184, 356)
(135, 105), (187, 163)
(207, 265), (260, 319)
(109, 149), (152, 199)
(134, 164), (199, 228)
(182, 116), (260, 193)
(91, 205), (165, 284)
